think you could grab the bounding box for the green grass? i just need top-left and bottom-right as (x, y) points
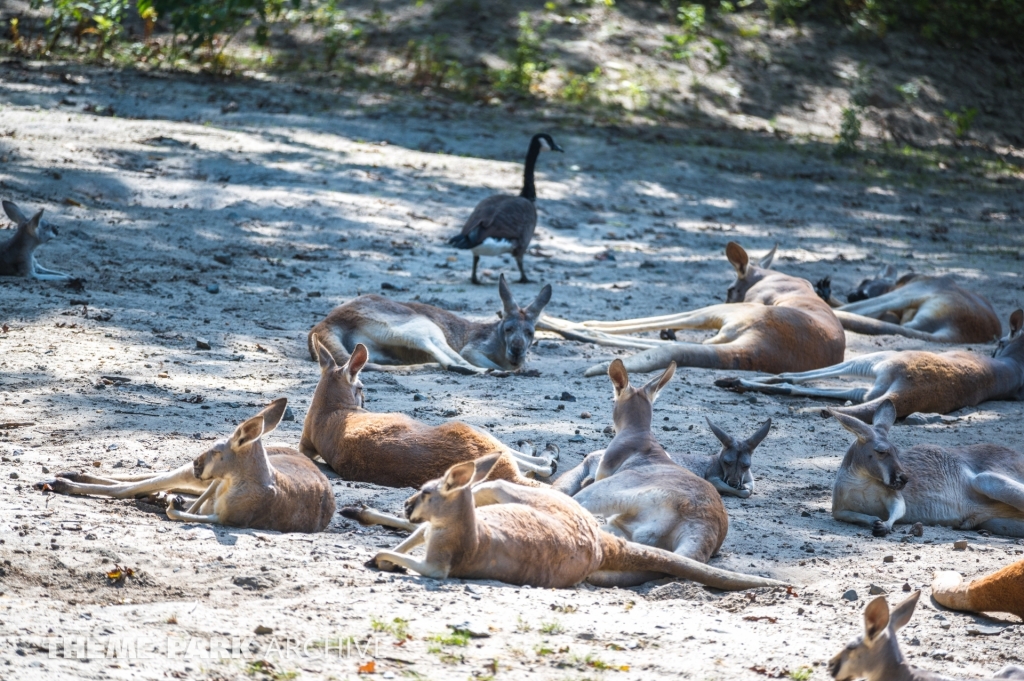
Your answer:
(371, 616), (409, 641)
(539, 620), (565, 635)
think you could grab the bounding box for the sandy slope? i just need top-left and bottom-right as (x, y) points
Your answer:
(1, 63), (1023, 680)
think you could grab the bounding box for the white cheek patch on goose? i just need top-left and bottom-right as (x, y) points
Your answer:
(472, 238), (516, 256)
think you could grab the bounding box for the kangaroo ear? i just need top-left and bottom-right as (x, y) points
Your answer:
(258, 398), (288, 434)
(24, 210), (43, 236)
(744, 418), (772, 450)
(758, 244), (777, 270)
(470, 453), (503, 484)
(608, 359), (630, 396)
(524, 284), (552, 319)
(345, 343), (369, 380)
(498, 274), (518, 315)
(863, 596), (891, 641)
(1010, 309), (1023, 336)
(443, 460), (476, 492)
(873, 400), (897, 433)
(705, 417), (736, 448)
(231, 414), (265, 450)
(888, 591), (920, 632)
(312, 334), (337, 371)
(880, 263), (898, 280)
(830, 409), (876, 443)
(726, 242), (749, 278)
(642, 361), (675, 402)
(2, 200), (27, 224)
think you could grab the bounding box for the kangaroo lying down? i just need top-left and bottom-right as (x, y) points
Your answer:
(308, 275), (552, 374)
(302, 337), (556, 488)
(932, 558), (1024, 622)
(366, 456), (787, 590)
(828, 591), (1024, 681)
(718, 309), (1024, 421)
(35, 399), (335, 533)
(1, 199), (71, 281)
(829, 400), (1024, 538)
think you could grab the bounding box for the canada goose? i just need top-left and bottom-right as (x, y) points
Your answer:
(448, 133), (563, 284)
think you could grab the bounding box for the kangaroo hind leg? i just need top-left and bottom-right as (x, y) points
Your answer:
(972, 472), (1024, 513)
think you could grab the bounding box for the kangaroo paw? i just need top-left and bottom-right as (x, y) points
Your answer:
(35, 478), (68, 493)
(446, 364), (479, 376)
(169, 495), (187, 511)
(368, 554), (408, 573)
(714, 377), (743, 390)
(872, 520), (891, 537)
(340, 506), (370, 524)
(543, 443), (560, 461)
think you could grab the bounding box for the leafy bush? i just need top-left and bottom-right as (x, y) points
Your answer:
(492, 12), (550, 95)
(944, 106), (978, 139)
(835, 106), (861, 156)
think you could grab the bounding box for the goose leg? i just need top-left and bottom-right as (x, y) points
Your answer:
(515, 255), (531, 284)
(471, 255), (481, 285)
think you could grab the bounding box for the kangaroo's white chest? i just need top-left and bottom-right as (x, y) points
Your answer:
(472, 238), (516, 256)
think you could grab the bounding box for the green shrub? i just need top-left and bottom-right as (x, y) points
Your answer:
(835, 106), (861, 157)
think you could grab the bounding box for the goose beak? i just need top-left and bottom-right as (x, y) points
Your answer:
(552, 143), (564, 152)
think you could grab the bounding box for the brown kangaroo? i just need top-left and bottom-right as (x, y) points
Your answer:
(308, 275), (552, 374)
(552, 360), (736, 586)
(34, 400), (335, 533)
(368, 456), (787, 590)
(828, 400), (1024, 538)
(828, 591), (1024, 681)
(932, 559), (1024, 621)
(832, 273), (1002, 344)
(717, 309), (1024, 421)
(301, 336), (556, 489)
(539, 242), (845, 377)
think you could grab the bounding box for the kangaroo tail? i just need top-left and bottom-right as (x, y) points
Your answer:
(599, 534), (788, 591)
(932, 560), (1024, 620)
(833, 311), (941, 342)
(584, 343), (732, 378)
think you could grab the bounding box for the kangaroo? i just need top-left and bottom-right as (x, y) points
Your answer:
(847, 264), (901, 303)
(932, 559), (1024, 621)
(0, 200), (71, 281)
(308, 275), (552, 374)
(538, 242), (845, 377)
(717, 309), (1024, 421)
(368, 456), (787, 590)
(832, 273), (1002, 344)
(827, 400), (1024, 538)
(34, 399), (335, 533)
(828, 591), (1024, 681)
(301, 337), (556, 489)
(549, 360), (737, 585)
(689, 417), (771, 498)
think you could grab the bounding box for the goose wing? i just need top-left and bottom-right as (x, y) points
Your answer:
(448, 195), (537, 250)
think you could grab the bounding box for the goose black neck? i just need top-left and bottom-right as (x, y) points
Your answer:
(519, 138), (542, 202)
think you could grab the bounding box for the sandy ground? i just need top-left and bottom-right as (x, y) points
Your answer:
(1, 61), (1024, 681)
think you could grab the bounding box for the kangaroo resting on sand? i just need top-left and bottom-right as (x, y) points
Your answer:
(308, 275), (552, 374)
(828, 591), (1024, 681)
(932, 559), (1024, 621)
(831, 272), (1002, 344)
(34, 399), (335, 533)
(717, 309), (1024, 421)
(828, 400), (1024, 538)
(302, 337), (556, 489)
(539, 242), (845, 377)
(552, 360), (750, 585)
(367, 455), (787, 590)
(0, 200), (71, 281)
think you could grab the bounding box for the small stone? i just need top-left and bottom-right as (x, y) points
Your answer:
(953, 540), (968, 551)
(568, 434), (586, 443)
(842, 589), (858, 601)
(136, 459), (151, 468)
(196, 337), (212, 350)
(213, 254), (233, 266)
(902, 582), (912, 592)
(413, 393), (426, 401)
(930, 649), (952, 660)
(85, 533), (97, 540)
(206, 283), (219, 294)
(254, 625), (273, 635)
(41, 466), (49, 474)
(883, 555), (894, 563)
(801, 511), (811, 518)
(9, 472), (18, 480)
(306, 291), (322, 298)
(107, 443), (118, 451)
(447, 621), (490, 638)
(868, 584), (886, 595)
(576, 631), (595, 640)
(92, 461), (101, 468)
(580, 411), (592, 419)
(282, 406), (295, 422)
(559, 391), (577, 402)
(966, 624), (1004, 636)
(603, 425), (614, 435)
(911, 522), (924, 537)
(288, 285), (302, 294)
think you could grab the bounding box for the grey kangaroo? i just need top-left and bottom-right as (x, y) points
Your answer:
(0, 200), (70, 281)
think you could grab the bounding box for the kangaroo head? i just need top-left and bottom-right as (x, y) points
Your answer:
(992, 309), (1024, 360)
(725, 242), (777, 303)
(705, 417), (771, 490)
(3, 200), (56, 244)
(831, 401), (907, 491)
(608, 359), (675, 433)
(828, 591), (919, 681)
(310, 335), (368, 410)
(193, 398), (287, 480)
(403, 459), (479, 524)
(847, 264), (898, 303)
(496, 274), (552, 369)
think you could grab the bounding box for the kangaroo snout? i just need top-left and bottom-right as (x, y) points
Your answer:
(891, 471), (909, 490)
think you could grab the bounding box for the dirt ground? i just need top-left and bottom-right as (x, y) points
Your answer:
(1, 59), (1024, 681)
